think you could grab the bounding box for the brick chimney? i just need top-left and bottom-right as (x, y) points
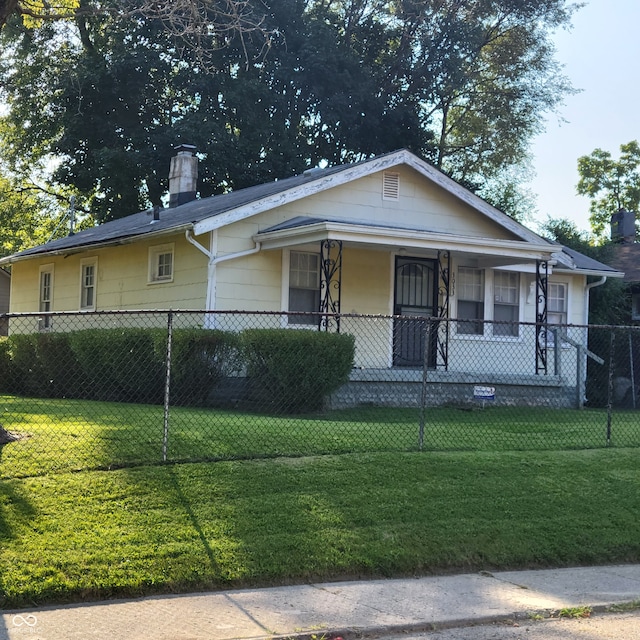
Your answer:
(611, 208), (636, 244)
(169, 144), (198, 207)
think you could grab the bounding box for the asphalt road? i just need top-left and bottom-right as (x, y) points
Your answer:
(377, 610), (640, 640)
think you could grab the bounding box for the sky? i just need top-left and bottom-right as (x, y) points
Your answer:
(529, 0), (640, 235)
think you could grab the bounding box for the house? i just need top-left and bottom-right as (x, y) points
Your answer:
(608, 209), (640, 322)
(0, 267), (10, 335)
(0, 147), (624, 407)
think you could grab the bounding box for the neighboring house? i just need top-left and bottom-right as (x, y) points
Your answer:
(0, 147), (624, 406)
(608, 209), (640, 322)
(0, 267), (10, 335)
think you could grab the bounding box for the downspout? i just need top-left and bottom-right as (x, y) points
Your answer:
(579, 276), (607, 407)
(185, 229), (261, 311)
(584, 276), (607, 325)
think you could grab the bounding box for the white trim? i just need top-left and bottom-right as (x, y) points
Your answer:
(254, 221), (558, 263)
(148, 243), (175, 284)
(192, 149), (551, 246)
(281, 249), (290, 328)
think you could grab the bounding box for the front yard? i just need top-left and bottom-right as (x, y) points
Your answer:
(1, 448), (640, 608)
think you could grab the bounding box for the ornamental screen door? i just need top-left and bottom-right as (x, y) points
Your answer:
(393, 257), (438, 367)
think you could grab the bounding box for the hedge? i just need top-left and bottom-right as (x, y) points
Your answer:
(2, 327), (353, 413)
(242, 328), (355, 413)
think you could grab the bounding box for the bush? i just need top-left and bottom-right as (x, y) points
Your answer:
(0, 338), (11, 393)
(68, 328), (165, 403)
(7, 332), (80, 397)
(242, 329), (355, 414)
(168, 329), (242, 406)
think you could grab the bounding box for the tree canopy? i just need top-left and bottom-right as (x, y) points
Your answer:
(0, 0), (578, 224)
(577, 140), (640, 241)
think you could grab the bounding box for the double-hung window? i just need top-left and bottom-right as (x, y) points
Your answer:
(149, 244), (174, 283)
(80, 259), (97, 310)
(548, 283), (568, 326)
(457, 267), (484, 335)
(493, 271), (519, 337)
(288, 251), (320, 325)
(39, 265), (53, 330)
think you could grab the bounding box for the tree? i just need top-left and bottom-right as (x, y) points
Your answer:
(577, 141), (640, 241)
(542, 217), (629, 326)
(0, 0), (578, 222)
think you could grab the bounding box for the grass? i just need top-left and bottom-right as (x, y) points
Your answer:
(1, 448), (640, 609)
(1, 394), (639, 478)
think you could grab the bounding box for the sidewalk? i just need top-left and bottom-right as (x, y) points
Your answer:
(2, 564), (640, 640)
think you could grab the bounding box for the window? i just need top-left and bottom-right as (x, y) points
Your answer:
(39, 266), (53, 330)
(288, 251), (320, 325)
(493, 272), (519, 337)
(457, 267), (484, 335)
(548, 283), (568, 326)
(80, 260), (97, 310)
(149, 244), (174, 283)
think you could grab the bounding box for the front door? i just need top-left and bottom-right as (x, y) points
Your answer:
(393, 257), (438, 367)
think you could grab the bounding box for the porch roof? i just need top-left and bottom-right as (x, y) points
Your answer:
(255, 216), (562, 266)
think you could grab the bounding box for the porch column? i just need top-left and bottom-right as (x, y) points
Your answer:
(536, 259), (549, 374)
(319, 239), (343, 332)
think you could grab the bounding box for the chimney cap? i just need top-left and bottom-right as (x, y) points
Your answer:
(174, 143), (197, 155)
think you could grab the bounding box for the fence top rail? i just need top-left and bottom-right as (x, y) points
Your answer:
(3, 309), (640, 332)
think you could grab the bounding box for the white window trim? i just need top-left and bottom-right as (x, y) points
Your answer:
(79, 257), (98, 311)
(39, 264), (54, 331)
(491, 270), (522, 340)
(545, 280), (570, 348)
(283, 248), (321, 329)
(148, 243), (175, 284)
(454, 267), (526, 342)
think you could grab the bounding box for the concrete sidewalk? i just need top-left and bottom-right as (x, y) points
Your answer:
(2, 564), (640, 640)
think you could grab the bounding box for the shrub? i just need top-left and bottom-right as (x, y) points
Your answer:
(7, 332), (79, 397)
(68, 328), (165, 403)
(242, 328), (355, 414)
(167, 329), (242, 406)
(0, 338), (11, 393)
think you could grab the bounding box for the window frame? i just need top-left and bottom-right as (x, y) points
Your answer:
(492, 271), (520, 337)
(79, 258), (97, 310)
(456, 266), (485, 336)
(287, 250), (321, 327)
(148, 243), (175, 284)
(39, 264), (54, 330)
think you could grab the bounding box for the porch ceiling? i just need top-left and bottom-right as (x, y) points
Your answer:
(254, 219), (560, 265)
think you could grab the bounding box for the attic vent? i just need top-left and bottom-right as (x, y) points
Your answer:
(382, 171), (400, 200)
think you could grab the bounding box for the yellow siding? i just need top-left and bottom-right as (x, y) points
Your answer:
(9, 233), (208, 313)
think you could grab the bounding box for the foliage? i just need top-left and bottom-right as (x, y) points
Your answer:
(0, 0), (578, 222)
(242, 328), (355, 413)
(166, 329), (242, 406)
(542, 218), (630, 327)
(577, 141), (640, 240)
(0, 171), (59, 256)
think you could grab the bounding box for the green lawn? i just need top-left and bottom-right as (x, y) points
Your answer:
(1, 394), (639, 478)
(1, 449), (640, 608)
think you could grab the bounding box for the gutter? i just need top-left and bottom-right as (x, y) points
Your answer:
(185, 230), (261, 311)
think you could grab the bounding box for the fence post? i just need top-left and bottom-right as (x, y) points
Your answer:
(162, 311), (174, 462)
(418, 320), (431, 451)
(606, 329), (615, 446)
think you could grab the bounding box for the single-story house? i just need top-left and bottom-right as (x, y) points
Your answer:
(0, 147), (624, 406)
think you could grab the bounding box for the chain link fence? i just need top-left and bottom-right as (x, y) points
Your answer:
(0, 310), (639, 478)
